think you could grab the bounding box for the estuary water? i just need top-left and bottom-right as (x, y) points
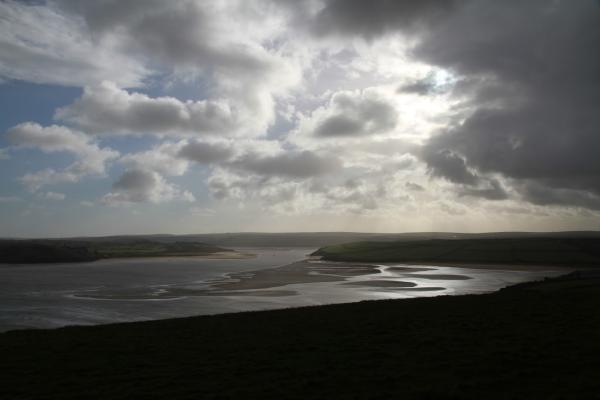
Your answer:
(0, 247), (569, 332)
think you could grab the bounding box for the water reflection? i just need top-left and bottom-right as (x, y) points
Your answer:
(0, 248), (569, 331)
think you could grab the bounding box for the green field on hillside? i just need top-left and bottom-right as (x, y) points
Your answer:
(314, 237), (600, 266)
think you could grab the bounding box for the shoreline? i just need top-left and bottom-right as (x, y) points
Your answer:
(2, 267), (574, 335)
(1, 260), (574, 333)
(312, 255), (579, 271)
(0, 250), (257, 266)
(1, 270), (599, 399)
(95, 250), (257, 262)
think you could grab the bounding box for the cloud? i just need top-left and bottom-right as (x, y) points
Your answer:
(0, 148), (10, 160)
(102, 168), (194, 205)
(2, 0), (302, 142)
(311, 0), (460, 39)
(178, 141), (234, 164)
(518, 182), (600, 211)
(6, 123), (118, 191)
(457, 179), (508, 201)
(421, 148), (478, 185)
(56, 81), (237, 137)
(230, 151), (341, 179)
(0, 1), (147, 87)
(297, 0), (600, 211)
(119, 141), (191, 177)
(55, 0), (277, 77)
(397, 73), (450, 96)
(54, 1), (302, 136)
(43, 191), (66, 201)
(405, 182), (425, 191)
(302, 90), (398, 139)
(408, 1), (600, 209)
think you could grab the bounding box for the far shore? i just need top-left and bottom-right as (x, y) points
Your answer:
(96, 251), (257, 262)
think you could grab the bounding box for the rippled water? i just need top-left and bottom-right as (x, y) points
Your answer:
(0, 247), (569, 332)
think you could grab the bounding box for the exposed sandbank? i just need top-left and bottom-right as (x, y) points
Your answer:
(212, 261), (380, 291)
(343, 280), (416, 288)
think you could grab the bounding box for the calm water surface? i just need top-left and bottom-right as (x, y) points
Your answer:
(0, 247), (568, 332)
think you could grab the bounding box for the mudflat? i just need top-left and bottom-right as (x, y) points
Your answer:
(2, 271), (600, 399)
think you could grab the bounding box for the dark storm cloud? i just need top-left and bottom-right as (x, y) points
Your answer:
(415, 1), (600, 208)
(458, 179), (508, 201)
(420, 148), (478, 185)
(312, 0), (460, 38)
(314, 0), (600, 209)
(517, 182), (600, 211)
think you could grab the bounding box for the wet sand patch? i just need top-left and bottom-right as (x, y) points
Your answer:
(403, 274), (472, 280)
(344, 280), (417, 288)
(213, 261), (380, 291)
(375, 286), (446, 292)
(71, 292), (183, 301)
(308, 265), (380, 276)
(387, 266), (437, 273)
(197, 289), (297, 297)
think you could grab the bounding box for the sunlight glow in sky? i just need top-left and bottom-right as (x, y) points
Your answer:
(1, 0), (599, 236)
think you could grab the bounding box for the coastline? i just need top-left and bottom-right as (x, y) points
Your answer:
(0, 250), (257, 266)
(2, 270), (598, 399)
(96, 250), (256, 262)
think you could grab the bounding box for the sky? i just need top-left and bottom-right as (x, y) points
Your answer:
(1, 0), (599, 237)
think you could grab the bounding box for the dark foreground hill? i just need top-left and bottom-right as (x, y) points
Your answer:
(1, 271), (600, 399)
(314, 237), (600, 267)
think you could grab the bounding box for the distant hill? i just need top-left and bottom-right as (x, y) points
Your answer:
(61, 231), (600, 248)
(0, 239), (227, 264)
(3, 232), (600, 263)
(314, 237), (600, 267)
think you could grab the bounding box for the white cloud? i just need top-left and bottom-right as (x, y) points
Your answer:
(119, 141), (191, 177)
(0, 1), (147, 87)
(56, 82), (238, 137)
(6, 122), (118, 191)
(102, 168), (194, 205)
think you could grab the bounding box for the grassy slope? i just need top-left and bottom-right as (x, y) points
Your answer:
(1, 272), (600, 399)
(314, 237), (600, 266)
